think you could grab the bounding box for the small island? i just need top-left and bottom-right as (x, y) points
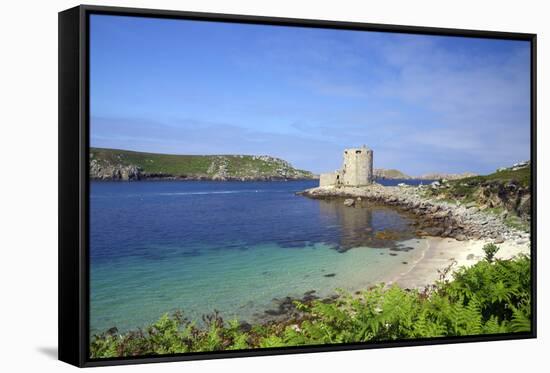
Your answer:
(90, 147), (316, 181)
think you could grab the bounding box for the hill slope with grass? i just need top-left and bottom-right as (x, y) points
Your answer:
(425, 161), (531, 224)
(374, 168), (411, 179)
(90, 148), (316, 181)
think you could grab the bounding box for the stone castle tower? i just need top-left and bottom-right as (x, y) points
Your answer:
(320, 146), (373, 187)
(342, 146), (373, 186)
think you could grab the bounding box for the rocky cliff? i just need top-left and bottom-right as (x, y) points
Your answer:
(89, 148), (316, 181)
(425, 161), (531, 221)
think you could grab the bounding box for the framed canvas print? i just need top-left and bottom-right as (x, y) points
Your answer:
(58, 5), (537, 367)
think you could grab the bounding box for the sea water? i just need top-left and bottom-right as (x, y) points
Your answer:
(90, 180), (425, 333)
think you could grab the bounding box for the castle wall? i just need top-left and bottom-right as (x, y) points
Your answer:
(366, 149), (373, 184)
(318, 146), (373, 187)
(320, 172), (339, 187)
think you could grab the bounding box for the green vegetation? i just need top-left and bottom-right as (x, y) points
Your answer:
(430, 166), (531, 202)
(422, 165), (531, 224)
(90, 147), (315, 179)
(90, 252), (531, 358)
(426, 165), (530, 202)
(482, 243), (500, 263)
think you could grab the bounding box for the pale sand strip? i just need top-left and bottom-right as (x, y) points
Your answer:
(389, 237), (531, 290)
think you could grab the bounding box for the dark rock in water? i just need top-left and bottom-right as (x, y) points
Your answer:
(324, 273), (336, 277)
(321, 294), (339, 303)
(390, 246), (414, 252)
(466, 253), (475, 260)
(302, 290), (319, 302)
(402, 261), (408, 265)
(389, 253), (398, 256)
(265, 309), (284, 316)
(106, 327), (118, 336)
(238, 321), (252, 333)
(262, 295), (305, 320)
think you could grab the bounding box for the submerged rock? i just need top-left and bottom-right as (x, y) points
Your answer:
(343, 198), (355, 207)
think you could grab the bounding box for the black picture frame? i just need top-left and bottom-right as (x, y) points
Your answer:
(59, 4), (537, 367)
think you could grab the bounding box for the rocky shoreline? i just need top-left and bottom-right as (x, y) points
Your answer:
(297, 184), (530, 244)
(241, 182), (531, 327)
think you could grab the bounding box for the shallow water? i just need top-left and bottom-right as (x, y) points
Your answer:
(90, 180), (424, 333)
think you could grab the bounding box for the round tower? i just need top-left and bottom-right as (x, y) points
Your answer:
(342, 145), (373, 186)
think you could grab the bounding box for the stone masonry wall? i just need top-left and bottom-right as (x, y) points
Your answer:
(342, 147), (373, 186)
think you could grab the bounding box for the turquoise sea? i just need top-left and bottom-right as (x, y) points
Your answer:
(90, 180), (425, 334)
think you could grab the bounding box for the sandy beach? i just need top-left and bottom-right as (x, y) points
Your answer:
(390, 236), (531, 290)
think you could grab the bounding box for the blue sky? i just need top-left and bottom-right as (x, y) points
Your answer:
(90, 14), (531, 175)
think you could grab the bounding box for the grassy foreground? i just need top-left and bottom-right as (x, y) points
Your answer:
(90, 247), (531, 358)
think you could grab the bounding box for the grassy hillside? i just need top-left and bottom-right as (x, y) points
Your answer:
(89, 148), (315, 180)
(374, 168), (410, 179)
(428, 165), (530, 200)
(424, 163), (531, 226)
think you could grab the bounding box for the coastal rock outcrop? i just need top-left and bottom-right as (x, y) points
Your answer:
(473, 180), (531, 219)
(297, 183), (530, 243)
(426, 161), (531, 221)
(90, 159), (142, 180)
